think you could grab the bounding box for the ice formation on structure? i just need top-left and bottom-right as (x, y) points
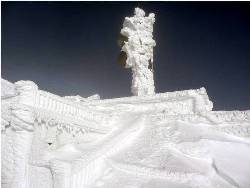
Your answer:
(1, 7), (250, 188)
(119, 7), (156, 96)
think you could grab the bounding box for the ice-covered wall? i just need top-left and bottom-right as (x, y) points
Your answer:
(120, 8), (156, 96)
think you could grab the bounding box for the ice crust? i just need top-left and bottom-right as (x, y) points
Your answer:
(1, 7), (250, 188)
(2, 78), (250, 188)
(120, 8), (156, 96)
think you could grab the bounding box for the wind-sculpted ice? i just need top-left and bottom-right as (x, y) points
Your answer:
(2, 78), (250, 188)
(2, 7), (250, 188)
(38, 115), (146, 188)
(119, 8), (156, 96)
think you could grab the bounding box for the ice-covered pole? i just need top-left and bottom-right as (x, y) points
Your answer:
(118, 8), (156, 96)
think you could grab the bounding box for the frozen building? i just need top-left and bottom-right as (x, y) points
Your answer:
(1, 8), (250, 188)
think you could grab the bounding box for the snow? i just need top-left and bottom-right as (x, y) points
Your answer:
(120, 8), (156, 96)
(2, 78), (250, 188)
(1, 7), (250, 188)
(64, 94), (100, 103)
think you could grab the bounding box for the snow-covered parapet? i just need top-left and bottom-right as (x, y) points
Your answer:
(64, 94), (100, 103)
(1, 79), (17, 131)
(119, 8), (156, 96)
(1, 79), (16, 99)
(15, 80), (38, 107)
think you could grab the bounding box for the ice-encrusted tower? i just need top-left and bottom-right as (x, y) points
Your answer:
(119, 7), (156, 96)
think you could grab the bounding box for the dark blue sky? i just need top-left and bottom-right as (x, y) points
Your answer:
(2, 2), (250, 110)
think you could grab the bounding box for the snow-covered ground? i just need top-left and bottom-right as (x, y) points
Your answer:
(1, 78), (250, 188)
(1, 7), (250, 188)
(39, 112), (250, 188)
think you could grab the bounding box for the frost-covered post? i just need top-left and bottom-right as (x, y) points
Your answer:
(119, 8), (156, 96)
(9, 81), (38, 188)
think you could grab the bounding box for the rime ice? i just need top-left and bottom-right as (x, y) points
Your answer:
(120, 8), (156, 96)
(2, 7), (250, 188)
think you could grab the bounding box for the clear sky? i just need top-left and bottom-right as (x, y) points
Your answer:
(2, 2), (250, 110)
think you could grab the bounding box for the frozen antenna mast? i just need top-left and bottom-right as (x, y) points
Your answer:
(118, 7), (156, 96)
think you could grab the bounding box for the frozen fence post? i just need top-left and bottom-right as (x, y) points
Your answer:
(118, 7), (156, 96)
(9, 81), (38, 188)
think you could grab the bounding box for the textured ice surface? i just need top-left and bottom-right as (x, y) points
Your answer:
(1, 7), (250, 188)
(2, 79), (250, 188)
(120, 8), (156, 96)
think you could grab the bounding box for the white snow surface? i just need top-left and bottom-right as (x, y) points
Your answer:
(1, 79), (250, 188)
(1, 7), (250, 188)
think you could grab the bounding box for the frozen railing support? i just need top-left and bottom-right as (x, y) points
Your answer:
(15, 80), (38, 106)
(7, 81), (38, 188)
(119, 7), (156, 96)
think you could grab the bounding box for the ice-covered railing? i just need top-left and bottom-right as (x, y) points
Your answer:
(82, 87), (213, 116)
(14, 80), (112, 133)
(35, 90), (109, 125)
(14, 80), (214, 120)
(4, 79), (214, 126)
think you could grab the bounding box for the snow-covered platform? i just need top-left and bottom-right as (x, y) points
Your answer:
(2, 78), (250, 188)
(2, 7), (250, 188)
